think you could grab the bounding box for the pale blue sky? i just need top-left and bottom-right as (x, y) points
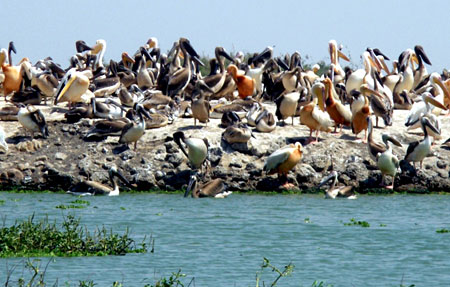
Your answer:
(2, 0), (449, 71)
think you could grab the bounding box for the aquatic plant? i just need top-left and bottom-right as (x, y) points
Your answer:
(343, 218), (370, 227)
(55, 199), (91, 209)
(436, 228), (450, 233)
(0, 214), (148, 257)
(255, 257), (294, 287)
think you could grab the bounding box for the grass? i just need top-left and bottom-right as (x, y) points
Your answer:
(55, 199), (91, 209)
(0, 214), (148, 257)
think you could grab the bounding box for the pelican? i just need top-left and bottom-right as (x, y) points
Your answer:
(328, 40), (350, 84)
(64, 102), (94, 123)
(119, 103), (151, 150)
(91, 98), (125, 119)
(54, 68), (90, 106)
(392, 49), (416, 107)
(377, 134), (402, 189)
(92, 60), (121, 97)
(323, 78), (352, 133)
(345, 50), (381, 94)
(412, 45), (432, 90)
(221, 110), (241, 128)
(191, 82), (213, 126)
(275, 91), (300, 125)
(17, 104), (49, 138)
(85, 118), (129, 140)
(405, 92), (447, 141)
(166, 38), (203, 98)
(67, 166), (132, 196)
(318, 171), (356, 199)
(263, 142), (303, 188)
(227, 64), (255, 99)
(255, 108), (276, 133)
(246, 102), (262, 127)
(91, 39), (107, 70)
(0, 125), (8, 153)
(404, 116), (439, 169)
(222, 123), (252, 144)
(202, 47), (234, 94)
(1, 42), (23, 100)
(366, 117), (401, 163)
(173, 131), (209, 171)
(428, 72), (450, 115)
(351, 90), (370, 142)
(299, 81), (334, 143)
(184, 173), (230, 198)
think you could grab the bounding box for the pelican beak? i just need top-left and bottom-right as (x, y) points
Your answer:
(115, 170), (132, 188)
(329, 42), (336, 65)
(338, 50), (350, 62)
(122, 52), (135, 65)
(385, 135), (402, 147)
(148, 38), (156, 49)
(318, 85), (326, 111)
(424, 94), (448, 110)
(139, 105), (153, 120)
(411, 53), (419, 65)
(219, 49), (234, 62)
(378, 57), (391, 74)
(422, 117), (440, 135)
(91, 42), (103, 55)
(433, 76), (450, 104)
(54, 74), (76, 105)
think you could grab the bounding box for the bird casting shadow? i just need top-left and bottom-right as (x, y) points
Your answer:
(112, 145), (130, 154)
(177, 125), (204, 131)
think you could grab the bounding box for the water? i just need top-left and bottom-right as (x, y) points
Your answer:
(1, 192), (450, 286)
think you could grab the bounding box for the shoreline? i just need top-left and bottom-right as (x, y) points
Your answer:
(0, 101), (449, 194)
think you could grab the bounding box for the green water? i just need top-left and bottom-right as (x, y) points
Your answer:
(0, 192), (449, 286)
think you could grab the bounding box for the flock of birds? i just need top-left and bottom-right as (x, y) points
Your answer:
(0, 37), (449, 198)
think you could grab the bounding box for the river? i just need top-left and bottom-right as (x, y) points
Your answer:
(1, 192), (449, 286)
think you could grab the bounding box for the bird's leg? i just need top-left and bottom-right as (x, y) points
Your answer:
(420, 160), (423, 170)
(291, 116), (294, 126)
(376, 116), (379, 128)
(194, 118), (197, 126)
(362, 129), (367, 143)
(315, 130), (320, 143)
(134, 141), (138, 150)
(279, 173), (295, 189)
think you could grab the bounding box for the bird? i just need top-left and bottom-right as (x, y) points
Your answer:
(377, 134), (402, 189)
(227, 64), (255, 99)
(318, 170), (356, 199)
(202, 47), (234, 94)
(17, 104), (49, 138)
(351, 90), (370, 142)
(263, 142), (303, 188)
(53, 68), (90, 106)
(255, 108), (276, 133)
(67, 166), (132, 196)
(299, 81), (334, 143)
(274, 91), (300, 125)
(191, 82), (213, 126)
(119, 103), (151, 150)
(0, 125), (8, 153)
(222, 123), (252, 144)
(173, 131), (209, 171)
(404, 116), (440, 169)
(322, 78), (352, 133)
(1, 42), (24, 100)
(184, 173), (230, 198)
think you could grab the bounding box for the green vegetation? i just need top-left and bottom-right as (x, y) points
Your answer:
(0, 214), (148, 257)
(255, 257), (295, 287)
(343, 218), (370, 228)
(436, 228), (450, 233)
(56, 199), (90, 209)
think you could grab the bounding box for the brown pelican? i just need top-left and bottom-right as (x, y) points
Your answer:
(275, 91), (300, 125)
(220, 110), (241, 128)
(412, 45), (432, 90)
(17, 104), (48, 138)
(119, 103), (151, 150)
(184, 173), (230, 198)
(191, 82), (213, 126)
(166, 38), (203, 98)
(404, 116), (439, 169)
(222, 123), (252, 144)
(318, 171), (356, 199)
(173, 131), (209, 171)
(366, 117), (401, 163)
(91, 98), (125, 119)
(92, 60), (121, 97)
(263, 142), (303, 188)
(202, 47), (234, 94)
(255, 108), (276, 133)
(67, 166), (132, 196)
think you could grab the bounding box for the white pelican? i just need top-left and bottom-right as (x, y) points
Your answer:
(54, 68), (90, 106)
(173, 131), (209, 171)
(275, 91), (300, 125)
(428, 73), (450, 115)
(263, 142), (303, 188)
(91, 39), (107, 70)
(404, 116), (439, 169)
(377, 134), (402, 189)
(328, 40), (350, 84)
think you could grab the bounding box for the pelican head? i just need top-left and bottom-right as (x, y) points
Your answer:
(319, 170), (338, 188)
(184, 174), (198, 197)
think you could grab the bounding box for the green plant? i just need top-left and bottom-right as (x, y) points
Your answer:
(0, 214), (148, 257)
(255, 257), (294, 287)
(436, 228), (450, 233)
(343, 218), (370, 227)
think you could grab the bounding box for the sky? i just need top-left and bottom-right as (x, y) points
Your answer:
(2, 0), (450, 72)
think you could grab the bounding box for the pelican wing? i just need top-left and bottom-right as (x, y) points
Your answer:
(311, 107), (334, 130)
(335, 102), (352, 123)
(264, 147), (292, 173)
